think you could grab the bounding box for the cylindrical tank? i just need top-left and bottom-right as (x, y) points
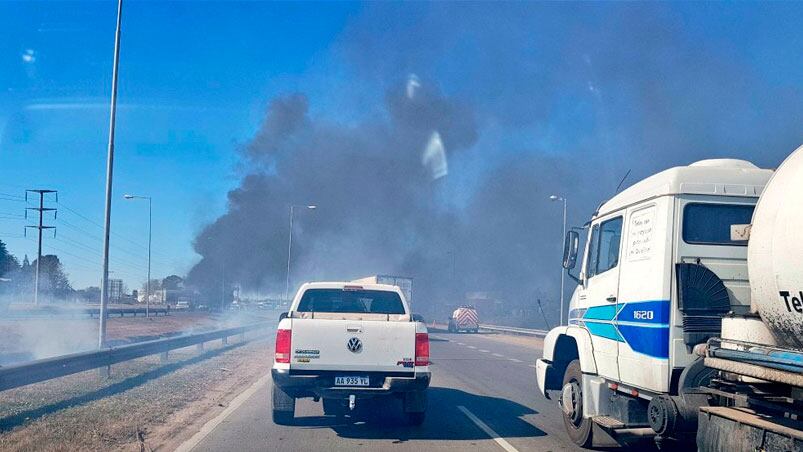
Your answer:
(748, 144), (803, 349)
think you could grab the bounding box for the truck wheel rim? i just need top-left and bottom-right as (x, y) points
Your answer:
(561, 380), (583, 426)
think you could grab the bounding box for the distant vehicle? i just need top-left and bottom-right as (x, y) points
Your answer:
(448, 305), (479, 333)
(271, 282), (430, 426)
(175, 301), (190, 310)
(195, 303), (209, 312)
(351, 275), (413, 306)
(256, 301), (272, 310)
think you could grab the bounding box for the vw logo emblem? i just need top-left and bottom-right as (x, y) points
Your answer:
(347, 337), (362, 353)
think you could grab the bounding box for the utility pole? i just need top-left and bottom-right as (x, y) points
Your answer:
(220, 261), (225, 312)
(99, 0), (124, 349)
(25, 189), (57, 305)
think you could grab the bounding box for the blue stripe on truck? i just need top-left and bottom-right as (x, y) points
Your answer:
(576, 299), (671, 359)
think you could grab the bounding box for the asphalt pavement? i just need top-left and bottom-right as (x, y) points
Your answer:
(188, 330), (590, 452)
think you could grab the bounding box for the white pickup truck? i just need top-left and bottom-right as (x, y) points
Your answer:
(271, 282), (431, 425)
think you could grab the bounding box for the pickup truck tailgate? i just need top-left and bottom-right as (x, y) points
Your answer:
(290, 318), (416, 373)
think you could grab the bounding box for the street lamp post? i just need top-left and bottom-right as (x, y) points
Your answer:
(98, 0), (124, 349)
(124, 194), (151, 318)
(550, 195), (568, 326)
(285, 205), (316, 303)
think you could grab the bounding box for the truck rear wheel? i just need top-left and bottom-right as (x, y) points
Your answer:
(561, 359), (593, 447)
(403, 390), (427, 426)
(271, 384), (295, 425)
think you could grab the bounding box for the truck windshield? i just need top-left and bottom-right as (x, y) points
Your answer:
(296, 289), (406, 314)
(683, 203), (755, 246)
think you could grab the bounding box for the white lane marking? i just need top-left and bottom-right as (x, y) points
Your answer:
(458, 405), (519, 452)
(457, 342), (465, 346)
(479, 349), (490, 353)
(492, 353), (504, 358)
(467, 345), (477, 349)
(528, 364), (536, 368)
(508, 358), (522, 363)
(175, 374), (269, 452)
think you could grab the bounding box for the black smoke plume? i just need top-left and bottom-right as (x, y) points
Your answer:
(189, 4), (803, 324)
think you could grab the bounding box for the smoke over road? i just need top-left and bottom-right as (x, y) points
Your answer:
(188, 4), (803, 322)
(189, 80), (485, 313)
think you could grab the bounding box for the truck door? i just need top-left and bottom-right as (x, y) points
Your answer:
(576, 215), (624, 381)
(615, 202), (673, 393)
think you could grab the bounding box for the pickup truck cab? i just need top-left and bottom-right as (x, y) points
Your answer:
(271, 282), (431, 425)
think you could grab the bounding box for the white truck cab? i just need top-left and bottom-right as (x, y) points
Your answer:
(535, 159), (773, 447)
(271, 282), (430, 425)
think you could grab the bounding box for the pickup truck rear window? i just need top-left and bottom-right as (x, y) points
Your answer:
(296, 289), (406, 314)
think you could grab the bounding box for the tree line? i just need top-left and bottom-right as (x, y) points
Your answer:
(0, 239), (72, 300)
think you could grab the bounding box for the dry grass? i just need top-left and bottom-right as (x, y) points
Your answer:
(0, 336), (272, 452)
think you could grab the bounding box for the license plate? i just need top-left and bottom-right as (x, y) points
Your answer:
(334, 376), (369, 386)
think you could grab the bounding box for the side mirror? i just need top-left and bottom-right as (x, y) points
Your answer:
(562, 230), (580, 270)
(278, 311), (289, 321)
(412, 313), (425, 322)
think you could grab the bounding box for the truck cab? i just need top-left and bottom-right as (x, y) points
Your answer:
(535, 159), (773, 447)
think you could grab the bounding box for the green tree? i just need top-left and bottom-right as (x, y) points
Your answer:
(0, 240), (20, 278)
(32, 255), (73, 300)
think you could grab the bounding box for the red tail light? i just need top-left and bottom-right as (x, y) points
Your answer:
(275, 329), (291, 363)
(415, 332), (429, 366)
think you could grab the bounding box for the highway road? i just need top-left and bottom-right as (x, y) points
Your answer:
(184, 330), (611, 452)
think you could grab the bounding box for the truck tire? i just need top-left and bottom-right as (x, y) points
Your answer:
(561, 359), (593, 447)
(403, 390), (427, 426)
(271, 384), (295, 425)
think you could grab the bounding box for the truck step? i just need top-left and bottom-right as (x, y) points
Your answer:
(593, 416), (626, 430)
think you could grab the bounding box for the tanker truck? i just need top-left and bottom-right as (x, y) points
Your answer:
(535, 145), (803, 451)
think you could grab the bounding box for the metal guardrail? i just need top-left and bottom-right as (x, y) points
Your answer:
(3, 306), (171, 319)
(0, 322), (270, 392)
(478, 324), (548, 337)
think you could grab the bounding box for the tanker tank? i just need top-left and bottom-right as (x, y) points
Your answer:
(748, 144), (803, 349)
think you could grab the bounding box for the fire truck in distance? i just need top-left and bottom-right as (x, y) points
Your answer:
(448, 305), (479, 333)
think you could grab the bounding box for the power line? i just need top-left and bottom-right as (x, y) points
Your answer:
(28, 236), (144, 284)
(55, 215), (171, 268)
(53, 235), (149, 273)
(0, 191), (26, 200)
(57, 200), (174, 261)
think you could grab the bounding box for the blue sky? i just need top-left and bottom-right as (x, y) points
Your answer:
(0, 1), (361, 288)
(1, 2), (802, 292)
